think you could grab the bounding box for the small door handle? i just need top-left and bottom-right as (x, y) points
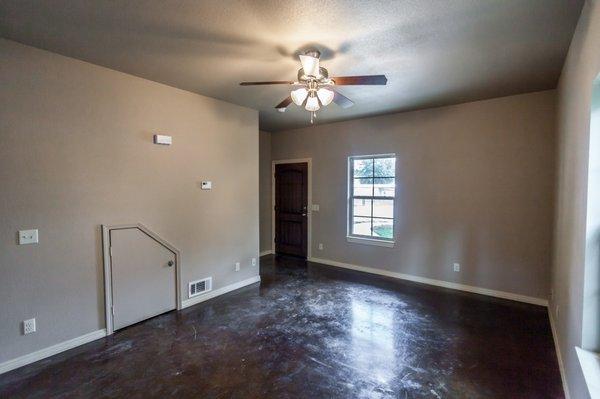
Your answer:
(302, 213), (307, 217)
(167, 260), (174, 267)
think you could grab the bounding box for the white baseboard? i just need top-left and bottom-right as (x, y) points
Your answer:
(182, 275), (261, 309)
(0, 276), (261, 375)
(0, 329), (107, 375)
(549, 307), (571, 399)
(309, 257), (548, 307)
(260, 250), (273, 257)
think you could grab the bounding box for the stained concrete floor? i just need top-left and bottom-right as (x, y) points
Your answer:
(0, 255), (563, 398)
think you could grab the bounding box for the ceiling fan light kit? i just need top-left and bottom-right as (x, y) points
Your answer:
(240, 49), (388, 124)
(317, 88), (334, 106)
(291, 87), (308, 105)
(305, 94), (320, 112)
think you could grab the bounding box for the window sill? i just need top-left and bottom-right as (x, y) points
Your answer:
(346, 236), (395, 248)
(577, 347), (600, 397)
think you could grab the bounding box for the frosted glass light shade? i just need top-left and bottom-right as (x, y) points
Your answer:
(305, 95), (320, 112)
(317, 88), (334, 106)
(299, 55), (320, 77)
(291, 87), (308, 106)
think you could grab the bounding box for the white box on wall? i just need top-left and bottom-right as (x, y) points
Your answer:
(153, 134), (172, 145)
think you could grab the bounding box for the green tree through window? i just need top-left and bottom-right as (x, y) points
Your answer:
(348, 155), (396, 241)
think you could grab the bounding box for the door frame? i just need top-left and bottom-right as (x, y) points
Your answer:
(101, 223), (182, 335)
(271, 158), (312, 259)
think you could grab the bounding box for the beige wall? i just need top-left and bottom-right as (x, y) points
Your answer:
(271, 90), (556, 300)
(259, 130), (272, 253)
(0, 39), (259, 363)
(552, 1), (600, 398)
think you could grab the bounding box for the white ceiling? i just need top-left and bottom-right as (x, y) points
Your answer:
(0, 0), (583, 131)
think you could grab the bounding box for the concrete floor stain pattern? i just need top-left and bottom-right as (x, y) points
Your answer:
(0, 255), (562, 398)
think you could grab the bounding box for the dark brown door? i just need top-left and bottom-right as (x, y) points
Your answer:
(275, 162), (308, 258)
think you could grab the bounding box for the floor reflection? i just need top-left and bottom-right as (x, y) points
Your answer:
(0, 255), (564, 399)
(351, 296), (397, 385)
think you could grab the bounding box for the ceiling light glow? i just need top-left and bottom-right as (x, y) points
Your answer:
(305, 95), (320, 112)
(299, 55), (320, 78)
(317, 88), (334, 106)
(291, 87), (309, 106)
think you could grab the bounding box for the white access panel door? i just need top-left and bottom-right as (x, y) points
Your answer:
(110, 227), (177, 330)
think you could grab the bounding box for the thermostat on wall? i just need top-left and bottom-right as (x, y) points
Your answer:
(153, 134), (172, 145)
(201, 181), (212, 190)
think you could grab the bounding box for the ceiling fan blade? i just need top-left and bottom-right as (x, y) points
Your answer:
(275, 96), (293, 111)
(332, 90), (354, 109)
(331, 75), (388, 85)
(240, 81), (295, 86)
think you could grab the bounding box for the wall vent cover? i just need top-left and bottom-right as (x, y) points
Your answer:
(189, 277), (212, 298)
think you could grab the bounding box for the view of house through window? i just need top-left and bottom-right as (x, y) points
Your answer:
(348, 154), (396, 241)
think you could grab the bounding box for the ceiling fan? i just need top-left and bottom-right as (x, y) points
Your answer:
(239, 49), (388, 124)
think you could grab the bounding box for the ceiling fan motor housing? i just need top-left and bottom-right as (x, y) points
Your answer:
(303, 49), (321, 59)
(297, 67), (329, 82)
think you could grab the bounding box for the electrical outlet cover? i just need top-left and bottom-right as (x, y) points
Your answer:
(23, 318), (36, 335)
(18, 229), (38, 245)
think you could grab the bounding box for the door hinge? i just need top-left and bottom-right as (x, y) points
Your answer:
(111, 306), (115, 316)
(109, 246), (113, 258)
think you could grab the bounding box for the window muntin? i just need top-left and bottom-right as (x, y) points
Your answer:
(348, 155), (395, 241)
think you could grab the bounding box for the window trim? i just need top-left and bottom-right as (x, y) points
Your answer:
(347, 153), (396, 247)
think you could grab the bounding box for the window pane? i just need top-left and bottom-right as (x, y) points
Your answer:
(374, 157), (395, 177)
(353, 158), (373, 177)
(373, 178), (395, 197)
(373, 199), (393, 218)
(353, 199), (372, 217)
(372, 218), (393, 239)
(352, 217), (372, 236)
(353, 178), (373, 196)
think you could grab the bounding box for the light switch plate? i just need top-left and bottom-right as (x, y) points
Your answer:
(312, 204), (320, 211)
(201, 181), (212, 190)
(18, 229), (38, 245)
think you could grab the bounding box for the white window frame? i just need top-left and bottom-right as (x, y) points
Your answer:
(347, 154), (396, 248)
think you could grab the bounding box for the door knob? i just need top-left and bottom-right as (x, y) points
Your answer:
(167, 260), (174, 267)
